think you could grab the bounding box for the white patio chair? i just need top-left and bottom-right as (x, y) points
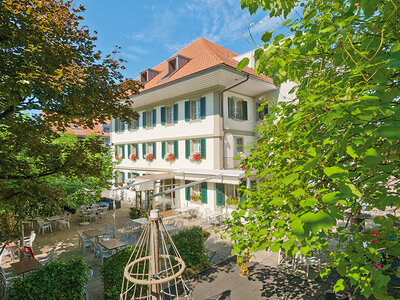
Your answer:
(0, 248), (13, 264)
(190, 208), (201, 219)
(94, 244), (111, 264)
(101, 227), (115, 241)
(78, 231), (94, 255)
(175, 221), (183, 229)
(0, 267), (17, 299)
(202, 208), (213, 218)
(88, 211), (97, 222)
(58, 213), (71, 230)
(38, 248), (56, 265)
(24, 231), (36, 248)
(36, 219), (52, 234)
(84, 269), (94, 300)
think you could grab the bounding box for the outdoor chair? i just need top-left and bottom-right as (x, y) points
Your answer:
(78, 232), (94, 255)
(175, 221), (183, 229)
(94, 244), (111, 264)
(182, 210), (192, 220)
(36, 218), (52, 234)
(102, 224), (110, 234)
(24, 231), (36, 248)
(119, 233), (129, 243)
(91, 204), (100, 211)
(88, 211), (97, 222)
(84, 269), (94, 300)
(189, 208), (201, 219)
(0, 267), (18, 299)
(38, 248), (56, 265)
(98, 207), (108, 219)
(58, 213), (71, 230)
(101, 227), (116, 241)
(202, 208), (213, 218)
(0, 248), (14, 264)
(166, 219), (175, 226)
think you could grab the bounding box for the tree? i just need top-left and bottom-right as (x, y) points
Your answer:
(0, 0), (141, 241)
(229, 0), (400, 298)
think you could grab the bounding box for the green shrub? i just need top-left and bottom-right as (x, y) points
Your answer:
(170, 226), (208, 268)
(8, 256), (89, 300)
(100, 246), (147, 300)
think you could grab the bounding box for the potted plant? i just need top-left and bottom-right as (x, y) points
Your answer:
(146, 153), (153, 162)
(130, 153), (137, 161)
(140, 211), (148, 218)
(129, 207), (141, 219)
(165, 153), (175, 162)
(190, 193), (201, 201)
(191, 152), (201, 162)
(118, 182), (123, 187)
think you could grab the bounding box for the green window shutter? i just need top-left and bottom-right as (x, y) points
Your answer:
(121, 144), (125, 159)
(113, 118), (118, 132)
(128, 173), (131, 179)
(228, 97), (234, 118)
(127, 144), (131, 158)
(127, 121), (131, 131)
(185, 181), (190, 201)
(174, 140), (179, 158)
(121, 172), (125, 183)
(200, 96), (206, 119)
(173, 103), (178, 123)
(242, 100), (248, 120)
(216, 183), (225, 206)
(200, 138), (206, 159)
(152, 142), (156, 158)
(135, 144), (139, 157)
(142, 143), (146, 158)
(161, 106), (166, 125)
(185, 139), (190, 158)
(142, 112), (146, 128)
(121, 121), (125, 131)
(184, 101), (190, 121)
(152, 109), (156, 127)
(162, 141), (166, 158)
(114, 171), (118, 185)
(135, 119), (139, 128)
(201, 182), (207, 204)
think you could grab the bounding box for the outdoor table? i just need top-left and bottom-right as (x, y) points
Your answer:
(132, 218), (148, 226)
(83, 229), (106, 243)
(99, 239), (126, 254)
(11, 258), (42, 276)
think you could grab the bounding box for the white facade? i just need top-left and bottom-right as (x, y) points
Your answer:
(111, 47), (289, 213)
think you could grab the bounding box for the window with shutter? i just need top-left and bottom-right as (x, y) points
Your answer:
(152, 109), (156, 127)
(173, 140), (179, 158)
(200, 97), (206, 119)
(152, 142), (156, 158)
(127, 144), (131, 158)
(201, 182), (207, 203)
(161, 106), (166, 125)
(216, 183), (225, 206)
(162, 141), (166, 158)
(142, 143), (146, 158)
(185, 181), (190, 201)
(200, 138), (206, 159)
(142, 112), (146, 128)
(242, 100), (248, 120)
(173, 103), (178, 123)
(228, 97), (234, 119)
(121, 144), (125, 159)
(121, 121), (125, 132)
(185, 139), (190, 158)
(184, 101), (190, 122)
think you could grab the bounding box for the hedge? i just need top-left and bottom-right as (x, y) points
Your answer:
(8, 256), (89, 300)
(100, 246), (147, 300)
(170, 226), (208, 268)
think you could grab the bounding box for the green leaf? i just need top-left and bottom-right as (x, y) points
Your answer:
(363, 148), (381, 168)
(280, 173), (299, 185)
(324, 166), (347, 178)
(291, 188), (305, 198)
(261, 31), (273, 43)
(322, 192), (341, 204)
(237, 57), (249, 72)
(333, 279), (346, 293)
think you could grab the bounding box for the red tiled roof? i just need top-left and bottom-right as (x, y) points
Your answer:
(64, 123), (110, 137)
(137, 38), (273, 93)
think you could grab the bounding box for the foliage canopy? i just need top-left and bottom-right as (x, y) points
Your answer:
(230, 0), (400, 298)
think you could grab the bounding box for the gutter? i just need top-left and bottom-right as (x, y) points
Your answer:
(219, 74), (250, 170)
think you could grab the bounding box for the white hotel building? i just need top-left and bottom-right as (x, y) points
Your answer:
(111, 38), (293, 214)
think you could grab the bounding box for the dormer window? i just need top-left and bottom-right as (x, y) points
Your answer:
(162, 54), (190, 80)
(139, 68), (160, 83)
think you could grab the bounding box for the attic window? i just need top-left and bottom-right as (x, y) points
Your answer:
(139, 68), (160, 83)
(162, 54), (190, 80)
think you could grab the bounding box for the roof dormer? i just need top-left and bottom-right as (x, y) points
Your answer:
(163, 54), (190, 80)
(139, 68), (160, 83)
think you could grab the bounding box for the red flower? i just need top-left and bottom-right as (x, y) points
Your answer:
(192, 153), (201, 161)
(165, 153), (175, 162)
(146, 153), (153, 161)
(371, 232), (381, 237)
(130, 154), (137, 161)
(115, 154), (120, 160)
(118, 182), (123, 186)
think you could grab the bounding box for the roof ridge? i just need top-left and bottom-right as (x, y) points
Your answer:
(199, 38), (223, 63)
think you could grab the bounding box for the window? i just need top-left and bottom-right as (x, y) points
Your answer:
(256, 102), (269, 121)
(225, 184), (239, 199)
(70, 125), (81, 130)
(145, 109), (156, 128)
(166, 106), (174, 124)
(234, 137), (244, 154)
(167, 141), (174, 153)
(228, 97), (248, 120)
(191, 100), (201, 120)
(131, 119), (139, 131)
(129, 144), (138, 156)
(147, 143), (153, 154)
(101, 124), (110, 133)
(192, 140), (200, 154)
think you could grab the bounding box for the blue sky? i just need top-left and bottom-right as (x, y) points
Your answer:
(77, 0), (293, 79)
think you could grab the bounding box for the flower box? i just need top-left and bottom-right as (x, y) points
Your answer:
(190, 193), (201, 201)
(130, 153), (137, 161)
(146, 153), (153, 162)
(191, 152), (201, 162)
(227, 197), (239, 206)
(165, 153), (175, 162)
(115, 154), (122, 161)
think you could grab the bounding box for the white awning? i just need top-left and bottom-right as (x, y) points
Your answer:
(173, 169), (245, 185)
